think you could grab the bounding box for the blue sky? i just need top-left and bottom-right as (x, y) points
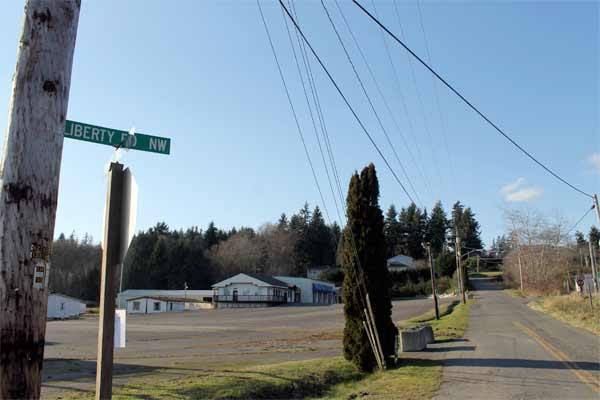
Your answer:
(0, 1), (598, 246)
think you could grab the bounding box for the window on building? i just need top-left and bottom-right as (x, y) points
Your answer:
(133, 301), (140, 311)
(153, 302), (161, 311)
(203, 297), (212, 302)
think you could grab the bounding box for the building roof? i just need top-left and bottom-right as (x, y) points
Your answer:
(127, 296), (204, 303)
(387, 254), (416, 268)
(242, 273), (291, 288)
(49, 292), (86, 303)
(212, 273), (292, 288)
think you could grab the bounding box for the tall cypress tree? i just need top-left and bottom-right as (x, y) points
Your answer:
(341, 164), (397, 371)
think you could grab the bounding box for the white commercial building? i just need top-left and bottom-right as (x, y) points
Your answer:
(275, 276), (337, 305)
(117, 289), (213, 309)
(47, 293), (86, 319)
(212, 273), (294, 308)
(126, 296), (190, 314)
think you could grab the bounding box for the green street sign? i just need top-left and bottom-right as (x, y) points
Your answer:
(64, 120), (171, 155)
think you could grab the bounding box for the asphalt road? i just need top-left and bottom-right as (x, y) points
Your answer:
(42, 297), (449, 398)
(432, 278), (600, 400)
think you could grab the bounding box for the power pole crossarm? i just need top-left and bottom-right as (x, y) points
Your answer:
(0, 1), (80, 399)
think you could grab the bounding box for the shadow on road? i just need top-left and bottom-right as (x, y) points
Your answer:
(469, 277), (504, 291)
(426, 346), (476, 353)
(406, 357), (599, 372)
(43, 359), (161, 382)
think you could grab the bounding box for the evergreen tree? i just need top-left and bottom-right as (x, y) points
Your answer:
(427, 201), (448, 256)
(204, 221), (219, 248)
(384, 204), (402, 257)
(398, 203), (426, 259)
(309, 206), (335, 266)
(340, 164), (396, 371)
(277, 213), (289, 230)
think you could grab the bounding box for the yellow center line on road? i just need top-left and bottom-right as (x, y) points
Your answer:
(514, 321), (599, 394)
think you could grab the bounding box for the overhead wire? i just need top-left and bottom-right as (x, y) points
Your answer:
(565, 205), (595, 237)
(414, 0), (457, 188)
(332, 0), (434, 204)
(320, 0), (424, 207)
(256, 0), (332, 224)
(370, 0), (445, 192)
(353, 0), (593, 199)
(289, 1), (346, 206)
(279, 3), (343, 225)
(277, 0), (416, 205)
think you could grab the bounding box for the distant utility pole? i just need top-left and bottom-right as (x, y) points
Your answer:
(0, 1), (80, 399)
(593, 194), (600, 227)
(456, 237), (466, 304)
(426, 243), (440, 320)
(589, 241), (598, 293)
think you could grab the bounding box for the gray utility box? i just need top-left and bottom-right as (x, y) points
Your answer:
(399, 325), (435, 352)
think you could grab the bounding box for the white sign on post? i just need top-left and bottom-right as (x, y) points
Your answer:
(114, 309), (126, 348)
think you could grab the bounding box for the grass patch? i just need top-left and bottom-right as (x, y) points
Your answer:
(469, 271), (502, 278)
(58, 357), (440, 400)
(398, 300), (471, 341)
(529, 293), (599, 336)
(504, 289), (525, 298)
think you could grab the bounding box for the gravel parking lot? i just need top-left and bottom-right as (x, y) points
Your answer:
(42, 298), (448, 398)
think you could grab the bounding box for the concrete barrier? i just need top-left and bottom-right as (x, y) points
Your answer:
(419, 325), (435, 344)
(399, 324), (435, 352)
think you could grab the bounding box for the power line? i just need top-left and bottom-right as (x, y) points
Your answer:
(279, 3), (342, 224)
(352, 0), (593, 199)
(370, 0), (445, 192)
(565, 205), (595, 236)
(320, 0), (424, 207)
(288, 0), (347, 210)
(256, 0), (332, 224)
(333, 0), (434, 203)
(414, 0), (457, 189)
(278, 0), (416, 204)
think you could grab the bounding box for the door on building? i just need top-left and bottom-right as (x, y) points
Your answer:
(233, 289), (238, 302)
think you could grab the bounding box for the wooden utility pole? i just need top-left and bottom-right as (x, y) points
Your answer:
(0, 2), (80, 398)
(456, 237), (466, 304)
(593, 194), (600, 227)
(96, 163), (125, 400)
(589, 241), (598, 293)
(427, 243), (440, 320)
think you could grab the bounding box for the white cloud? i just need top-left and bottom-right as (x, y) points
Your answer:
(505, 187), (543, 202)
(588, 153), (600, 175)
(501, 177), (526, 196)
(500, 178), (542, 202)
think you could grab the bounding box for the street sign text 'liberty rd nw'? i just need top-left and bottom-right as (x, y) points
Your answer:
(64, 120), (171, 154)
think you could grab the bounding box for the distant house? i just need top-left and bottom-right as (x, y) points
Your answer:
(387, 254), (416, 273)
(117, 289), (214, 309)
(47, 293), (86, 319)
(275, 276), (337, 305)
(212, 273), (296, 308)
(126, 296), (202, 314)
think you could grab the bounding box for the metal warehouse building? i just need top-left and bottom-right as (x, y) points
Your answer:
(275, 276), (337, 305)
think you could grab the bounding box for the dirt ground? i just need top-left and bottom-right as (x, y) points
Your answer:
(42, 298), (449, 398)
